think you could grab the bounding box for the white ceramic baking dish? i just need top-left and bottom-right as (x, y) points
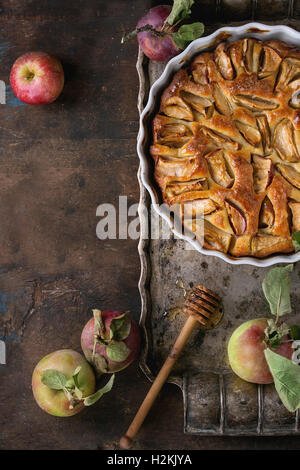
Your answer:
(137, 22), (300, 267)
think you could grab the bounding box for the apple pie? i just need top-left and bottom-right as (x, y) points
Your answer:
(150, 38), (300, 257)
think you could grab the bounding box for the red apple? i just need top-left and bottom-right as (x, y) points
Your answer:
(10, 51), (64, 104)
(137, 5), (180, 62)
(32, 349), (95, 417)
(81, 310), (141, 374)
(227, 318), (293, 384)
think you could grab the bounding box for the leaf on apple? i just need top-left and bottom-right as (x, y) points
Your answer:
(262, 264), (293, 320)
(84, 374), (115, 407)
(265, 349), (300, 412)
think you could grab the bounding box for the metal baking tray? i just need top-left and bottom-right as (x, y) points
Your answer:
(137, 1), (300, 435)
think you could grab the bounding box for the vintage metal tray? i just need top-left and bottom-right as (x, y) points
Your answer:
(137, 1), (300, 435)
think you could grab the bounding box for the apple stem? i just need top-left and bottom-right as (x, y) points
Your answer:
(121, 24), (165, 44)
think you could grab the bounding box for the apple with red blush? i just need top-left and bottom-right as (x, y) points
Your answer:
(81, 309), (141, 375)
(228, 318), (293, 384)
(10, 51), (64, 104)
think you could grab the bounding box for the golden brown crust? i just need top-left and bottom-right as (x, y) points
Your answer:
(150, 38), (300, 258)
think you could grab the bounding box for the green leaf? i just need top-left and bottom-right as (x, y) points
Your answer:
(292, 231), (300, 252)
(262, 265), (293, 318)
(84, 374), (115, 407)
(72, 366), (83, 400)
(41, 369), (67, 390)
(106, 340), (130, 362)
(109, 313), (131, 341)
(265, 349), (300, 412)
(166, 0), (194, 26)
(264, 319), (290, 350)
(172, 22), (204, 50)
(290, 325), (300, 340)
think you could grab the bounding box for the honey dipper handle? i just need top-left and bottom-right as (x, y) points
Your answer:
(120, 315), (198, 449)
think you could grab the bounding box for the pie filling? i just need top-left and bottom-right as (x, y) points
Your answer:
(150, 38), (300, 258)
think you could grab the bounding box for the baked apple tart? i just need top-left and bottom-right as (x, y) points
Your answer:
(150, 38), (300, 257)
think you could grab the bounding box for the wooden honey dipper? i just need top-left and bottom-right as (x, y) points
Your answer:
(120, 285), (221, 449)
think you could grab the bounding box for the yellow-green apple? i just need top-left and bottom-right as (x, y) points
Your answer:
(32, 349), (95, 417)
(10, 51), (64, 104)
(228, 318), (293, 384)
(81, 309), (141, 374)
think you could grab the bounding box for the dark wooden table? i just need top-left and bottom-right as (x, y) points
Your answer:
(0, 0), (300, 450)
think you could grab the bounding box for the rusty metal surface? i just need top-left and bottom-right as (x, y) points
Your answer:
(137, 1), (300, 436)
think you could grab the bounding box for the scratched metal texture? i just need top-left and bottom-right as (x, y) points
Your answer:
(137, 0), (300, 435)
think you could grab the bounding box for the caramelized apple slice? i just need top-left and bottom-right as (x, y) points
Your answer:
(288, 202), (300, 231)
(191, 62), (209, 85)
(202, 127), (239, 151)
(273, 119), (299, 162)
(183, 218), (232, 253)
(256, 115), (272, 154)
(207, 150), (234, 188)
(251, 234), (293, 257)
(180, 91), (212, 115)
(235, 120), (261, 146)
(276, 57), (300, 91)
(277, 164), (300, 189)
(155, 117), (193, 147)
(212, 83), (232, 116)
(258, 46), (282, 79)
(162, 97), (194, 121)
(165, 178), (208, 199)
(180, 198), (217, 219)
(225, 200), (247, 235)
(214, 43), (235, 80)
(289, 90), (300, 109)
(203, 219), (232, 253)
(259, 197), (275, 228)
(233, 94), (278, 111)
(242, 38), (262, 74)
(252, 154), (274, 193)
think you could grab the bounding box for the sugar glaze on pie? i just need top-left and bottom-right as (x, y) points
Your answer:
(150, 38), (300, 257)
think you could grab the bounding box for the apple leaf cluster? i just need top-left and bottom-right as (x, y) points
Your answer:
(41, 366), (115, 408)
(262, 264), (300, 412)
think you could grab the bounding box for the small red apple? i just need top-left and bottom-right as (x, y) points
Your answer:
(136, 5), (180, 62)
(81, 309), (141, 375)
(10, 51), (64, 104)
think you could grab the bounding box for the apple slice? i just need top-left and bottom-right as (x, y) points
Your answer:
(163, 97), (194, 121)
(203, 220), (232, 253)
(180, 198), (217, 220)
(289, 91), (300, 109)
(288, 202), (300, 231)
(273, 119), (299, 162)
(258, 46), (281, 79)
(233, 94), (278, 111)
(207, 150), (234, 188)
(252, 154), (274, 193)
(202, 127), (239, 151)
(225, 200), (247, 235)
(180, 91), (212, 116)
(242, 38), (262, 74)
(277, 164), (300, 189)
(165, 178), (208, 199)
(259, 197), (275, 228)
(212, 83), (232, 116)
(183, 218), (232, 253)
(235, 120), (261, 146)
(214, 42), (235, 80)
(276, 57), (300, 91)
(256, 115), (272, 154)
